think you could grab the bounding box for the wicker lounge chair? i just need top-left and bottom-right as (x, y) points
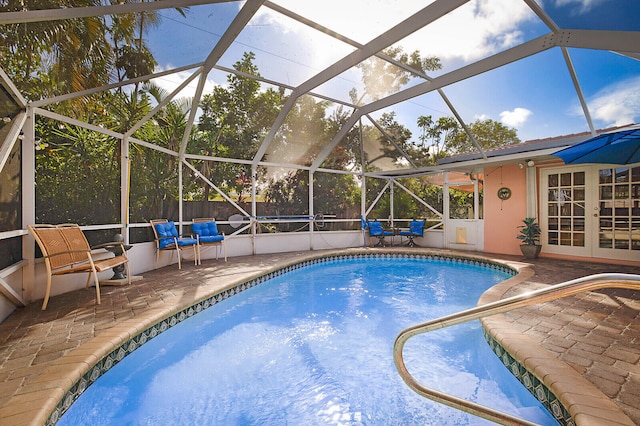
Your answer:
(28, 224), (130, 310)
(150, 219), (198, 269)
(192, 218), (227, 263)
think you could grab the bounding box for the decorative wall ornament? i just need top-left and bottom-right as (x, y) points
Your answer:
(497, 187), (512, 200)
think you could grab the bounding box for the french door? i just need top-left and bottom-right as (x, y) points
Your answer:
(541, 165), (640, 261)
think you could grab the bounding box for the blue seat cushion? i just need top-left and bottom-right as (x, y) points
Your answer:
(155, 222), (197, 249)
(176, 237), (197, 247)
(367, 221), (383, 236)
(368, 221), (393, 237)
(155, 221), (179, 249)
(192, 221), (219, 237)
(399, 221), (424, 237)
(409, 221), (424, 236)
(198, 235), (224, 243)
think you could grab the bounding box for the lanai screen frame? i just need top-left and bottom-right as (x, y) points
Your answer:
(0, 0), (639, 285)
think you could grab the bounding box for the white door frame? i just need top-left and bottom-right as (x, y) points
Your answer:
(540, 164), (639, 261)
(444, 172), (483, 251)
(540, 165), (592, 257)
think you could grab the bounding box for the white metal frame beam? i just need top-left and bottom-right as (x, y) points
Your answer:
(264, 0), (487, 165)
(183, 160), (251, 218)
(0, 0), (235, 25)
(0, 111), (26, 174)
(0, 67), (26, 107)
(393, 180), (444, 220)
(8, 3), (636, 182)
(562, 47), (596, 136)
(178, 0), (265, 159)
(29, 63), (203, 108)
(364, 114), (417, 169)
(252, 0), (471, 166)
(310, 32), (556, 172)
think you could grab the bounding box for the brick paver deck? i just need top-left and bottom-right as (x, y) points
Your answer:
(492, 257), (640, 424)
(0, 248), (637, 425)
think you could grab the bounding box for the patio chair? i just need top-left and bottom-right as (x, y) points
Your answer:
(399, 219), (425, 247)
(367, 220), (394, 247)
(28, 224), (131, 310)
(150, 219), (198, 269)
(191, 218), (227, 263)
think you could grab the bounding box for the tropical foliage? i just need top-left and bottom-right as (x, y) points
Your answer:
(0, 6), (519, 243)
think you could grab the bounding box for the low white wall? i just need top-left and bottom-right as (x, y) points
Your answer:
(421, 229), (445, 248)
(445, 220), (483, 252)
(254, 232), (311, 254)
(0, 296), (15, 323)
(311, 231), (365, 250)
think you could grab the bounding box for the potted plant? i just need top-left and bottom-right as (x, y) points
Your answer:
(517, 217), (541, 259)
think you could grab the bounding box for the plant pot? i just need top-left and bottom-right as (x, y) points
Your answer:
(520, 244), (541, 259)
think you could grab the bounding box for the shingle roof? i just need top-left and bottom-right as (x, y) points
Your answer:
(438, 124), (636, 165)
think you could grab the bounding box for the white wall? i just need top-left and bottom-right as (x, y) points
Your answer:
(445, 219), (484, 252)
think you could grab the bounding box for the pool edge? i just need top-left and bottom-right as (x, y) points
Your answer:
(21, 248), (631, 426)
(478, 266), (635, 426)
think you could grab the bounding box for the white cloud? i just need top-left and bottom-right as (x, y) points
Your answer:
(587, 75), (640, 126)
(151, 1), (538, 107)
(402, 0), (533, 63)
(553, 0), (607, 14)
(255, 0), (535, 70)
(500, 107), (532, 128)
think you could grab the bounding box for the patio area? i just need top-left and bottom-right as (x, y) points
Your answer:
(0, 248), (638, 425)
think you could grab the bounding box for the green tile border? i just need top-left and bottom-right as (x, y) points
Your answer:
(482, 328), (574, 425)
(47, 252), (519, 425)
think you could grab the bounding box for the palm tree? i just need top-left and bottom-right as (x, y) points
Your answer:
(0, 0), (113, 99)
(0, 0), (165, 105)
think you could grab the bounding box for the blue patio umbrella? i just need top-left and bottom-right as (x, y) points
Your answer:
(553, 127), (640, 165)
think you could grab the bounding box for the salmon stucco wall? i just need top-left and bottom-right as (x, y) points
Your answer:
(484, 164), (528, 255)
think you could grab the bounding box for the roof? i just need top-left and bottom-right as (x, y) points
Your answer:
(438, 124), (638, 166)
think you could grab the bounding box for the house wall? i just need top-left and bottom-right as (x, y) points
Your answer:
(484, 164), (528, 255)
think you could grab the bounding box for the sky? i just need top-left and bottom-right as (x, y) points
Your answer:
(145, 0), (640, 144)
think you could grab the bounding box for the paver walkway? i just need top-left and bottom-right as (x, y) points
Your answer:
(0, 248), (637, 425)
(490, 256), (640, 424)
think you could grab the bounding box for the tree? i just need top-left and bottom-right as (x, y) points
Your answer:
(34, 119), (121, 226)
(0, 0), (164, 109)
(195, 52), (285, 203)
(113, 7), (165, 88)
(255, 88), (368, 227)
(415, 115), (458, 164)
(352, 46), (441, 104)
(1, 1), (109, 102)
(360, 112), (414, 170)
(446, 119), (520, 154)
(269, 94), (331, 164)
(128, 84), (196, 222)
(319, 106), (361, 171)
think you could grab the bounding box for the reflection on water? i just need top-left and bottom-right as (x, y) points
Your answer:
(60, 258), (558, 425)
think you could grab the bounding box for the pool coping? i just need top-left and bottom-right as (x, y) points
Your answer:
(3, 248), (634, 425)
(477, 265), (635, 426)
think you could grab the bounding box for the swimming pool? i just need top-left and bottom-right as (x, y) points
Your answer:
(58, 255), (558, 425)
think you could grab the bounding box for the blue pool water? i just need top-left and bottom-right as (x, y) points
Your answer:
(59, 257), (558, 425)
